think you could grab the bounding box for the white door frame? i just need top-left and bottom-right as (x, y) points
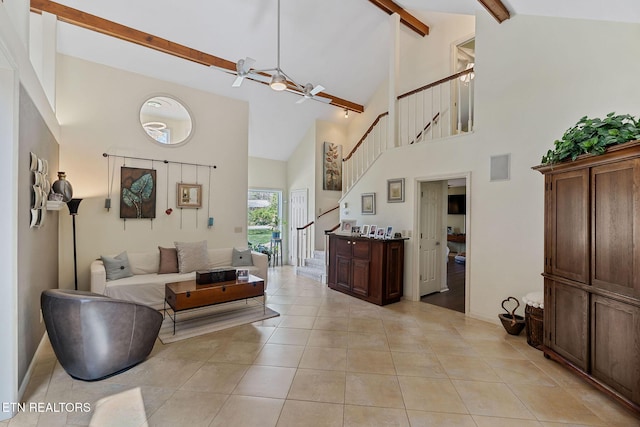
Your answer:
(413, 172), (471, 313)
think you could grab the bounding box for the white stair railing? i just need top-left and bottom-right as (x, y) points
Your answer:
(342, 112), (389, 194)
(397, 67), (474, 146)
(341, 68), (474, 195)
(295, 221), (314, 267)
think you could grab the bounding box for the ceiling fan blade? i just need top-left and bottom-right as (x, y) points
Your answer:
(232, 75), (245, 87)
(243, 57), (256, 71)
(310, 85), (325, 96)
(295, 97), (307, 104)
(248, 73), (272, 84)
(313, 95), (332, 104)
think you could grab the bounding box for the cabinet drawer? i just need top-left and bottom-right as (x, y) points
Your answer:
(167, 282), (264, 311)
(352, 240), (370, 259)
(336, 237), (353, 257)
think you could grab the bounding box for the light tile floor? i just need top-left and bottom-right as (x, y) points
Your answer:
(5, 266), (640, 426)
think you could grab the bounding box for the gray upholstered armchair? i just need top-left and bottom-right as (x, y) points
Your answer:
(41, 289), (162, 381)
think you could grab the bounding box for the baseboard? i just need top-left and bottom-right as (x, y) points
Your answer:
(467, 311), (500, 326)
(18, 331), (48, 401)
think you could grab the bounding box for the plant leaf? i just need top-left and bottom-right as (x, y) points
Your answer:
(130, 173), (154, 200)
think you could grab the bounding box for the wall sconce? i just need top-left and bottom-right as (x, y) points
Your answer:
(344, 109), (349, 119)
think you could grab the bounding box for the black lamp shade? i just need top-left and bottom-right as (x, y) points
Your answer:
(67, 198), (82, 215)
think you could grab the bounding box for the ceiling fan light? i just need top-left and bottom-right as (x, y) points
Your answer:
(270, 73), (287, 91)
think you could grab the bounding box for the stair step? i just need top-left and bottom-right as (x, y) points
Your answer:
(305, 257), (325, 268)
(296, 266), (327, 284)
(313, 250), (325, 260)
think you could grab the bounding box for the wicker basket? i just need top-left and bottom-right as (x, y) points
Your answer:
(525, 305), (544, 349)
(498, 297), (525, 335)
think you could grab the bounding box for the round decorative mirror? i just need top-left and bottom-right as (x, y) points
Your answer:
(139, 96), (193, 145)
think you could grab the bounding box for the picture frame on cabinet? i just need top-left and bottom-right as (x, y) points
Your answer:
(361, 225), (370, 236)
(369, 225), (377, 238)
(339, 219), (357, 234)
(375, 227), (386, 239)
(385, 226), (394, 239)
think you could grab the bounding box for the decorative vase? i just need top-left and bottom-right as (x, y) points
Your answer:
(52, 171), (73, 202)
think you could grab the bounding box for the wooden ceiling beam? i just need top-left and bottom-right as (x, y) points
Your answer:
(367, 0), (429, 36)
(477, 0), (510, 23)
(29, 0), (364, 113)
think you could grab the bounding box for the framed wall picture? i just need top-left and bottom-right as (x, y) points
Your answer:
(387, 178), (405, 203)
(177, 183), (202, 208)
(323, 141), (343, 191)
(361, 193), (376, 214)
(120, 167), (157, 219)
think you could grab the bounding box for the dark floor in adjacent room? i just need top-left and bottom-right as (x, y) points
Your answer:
(421, 257), (465, 313)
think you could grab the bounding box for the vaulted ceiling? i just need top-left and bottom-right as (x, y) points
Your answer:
(31, 0), (640, 160)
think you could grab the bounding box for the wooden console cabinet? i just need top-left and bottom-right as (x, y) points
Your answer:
(534, 140), (640, 414)
(327, 234), (404, 305)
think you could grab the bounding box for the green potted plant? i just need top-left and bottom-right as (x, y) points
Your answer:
(541, 112), (640, 164)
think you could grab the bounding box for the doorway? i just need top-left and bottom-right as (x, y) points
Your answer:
(418, 176), (468, 313)
(247, 189), (282, 262)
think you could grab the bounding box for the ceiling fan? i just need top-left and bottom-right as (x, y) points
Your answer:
(231, 0), (331, 105)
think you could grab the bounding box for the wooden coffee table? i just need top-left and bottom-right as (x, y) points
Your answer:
(164, 275), (265, 334)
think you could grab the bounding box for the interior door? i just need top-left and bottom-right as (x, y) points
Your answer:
(420, 181), (444, 296)
(289, 189), (308, 265)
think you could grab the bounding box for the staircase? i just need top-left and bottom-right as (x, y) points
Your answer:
(342, 67), (475, 195)
(295, 250), (327, 284)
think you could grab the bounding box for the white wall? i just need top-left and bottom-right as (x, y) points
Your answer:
(340, 13), (640, 322)
(314, 120), (347, 247)
(398, 12), (475, 94)
(248, 157), (287, 190)
(1, 2), (62, 417)
(346, 80), (389, 153)
(56, 55), (250, 290)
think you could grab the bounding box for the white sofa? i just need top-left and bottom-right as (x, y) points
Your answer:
(90, 248), (268, 310)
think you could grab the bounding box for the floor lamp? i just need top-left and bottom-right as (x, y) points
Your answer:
(67, 198), (82, 290)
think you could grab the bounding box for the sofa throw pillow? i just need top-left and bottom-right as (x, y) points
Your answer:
(232, 248), (254, 267)
(101, 251), (134, 281)
(174, 240), (209, 273)
(158, 247), (179, 274)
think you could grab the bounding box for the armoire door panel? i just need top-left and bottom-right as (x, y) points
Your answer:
(591, 295), (640, 400)
(591, 159), (640, 298)
(551, 170), (589, 283)
(551, 282), (589, 370)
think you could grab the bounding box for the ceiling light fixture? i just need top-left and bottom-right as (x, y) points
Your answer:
(270, 72), (287, 91)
